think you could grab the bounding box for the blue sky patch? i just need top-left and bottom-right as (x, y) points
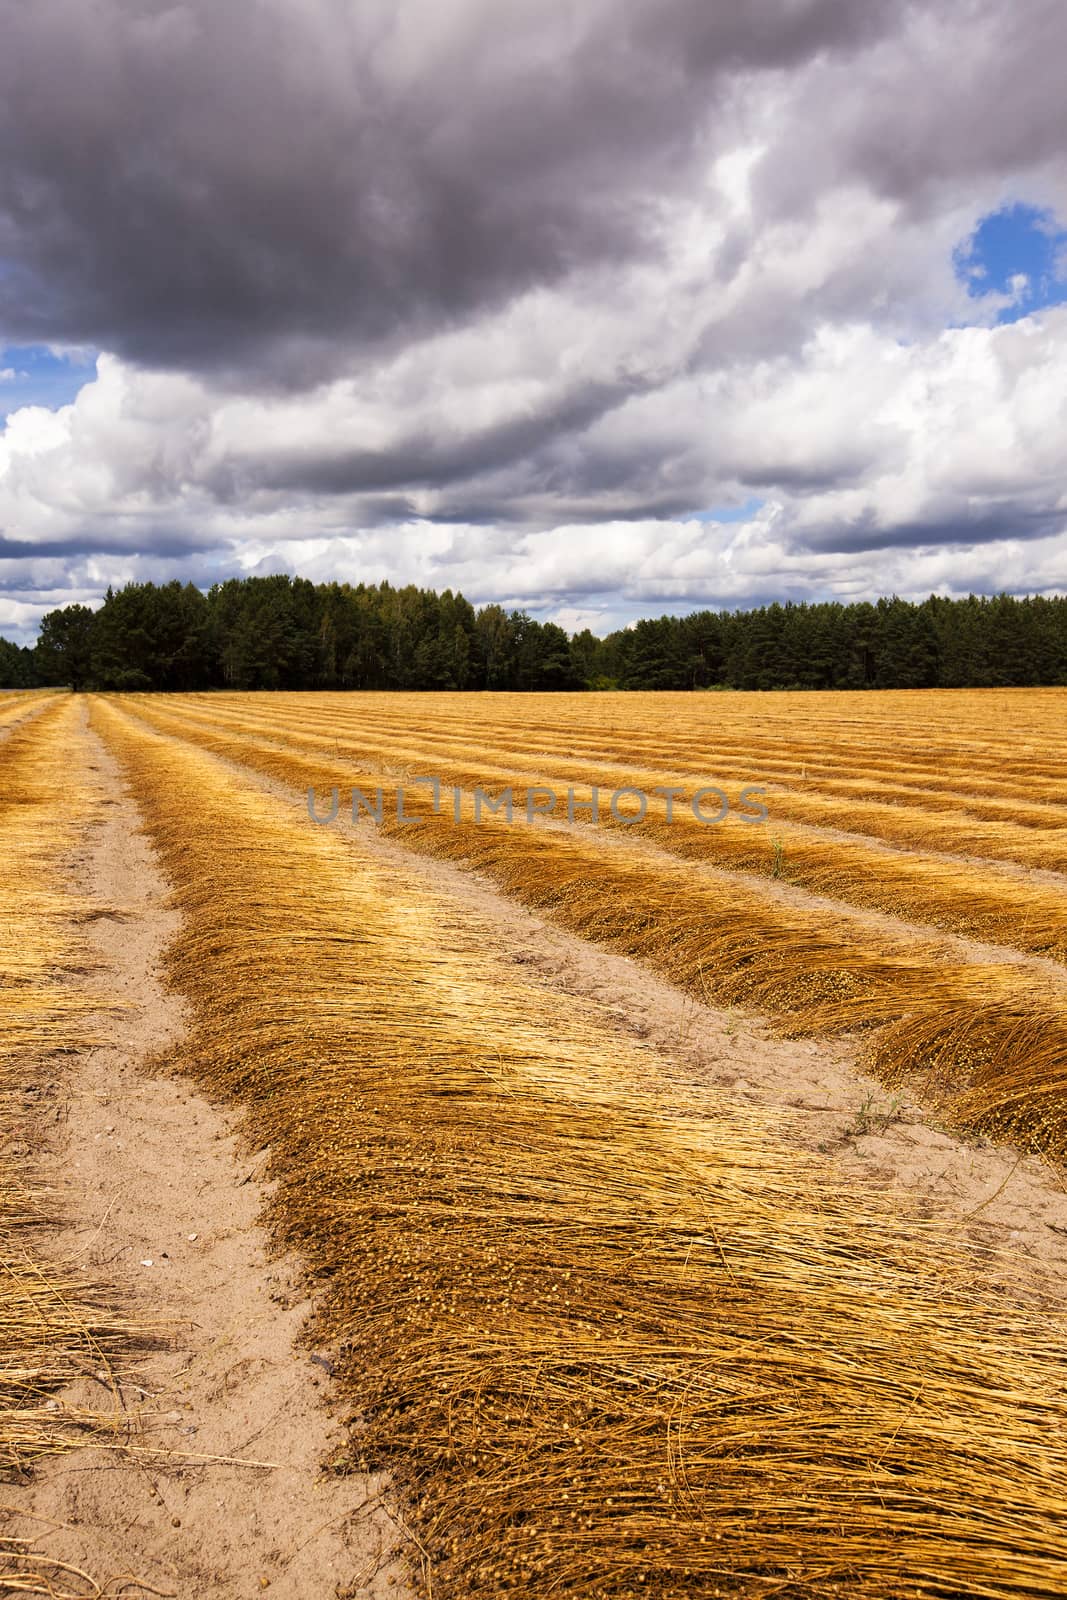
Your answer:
(688, 497), (764, 524)
(0, 344), (98, 421)
(955, 203), (1067, 323)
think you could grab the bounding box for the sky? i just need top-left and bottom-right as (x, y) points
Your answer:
(1, 0), (1066, 644)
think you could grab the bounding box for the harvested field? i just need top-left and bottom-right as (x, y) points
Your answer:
(4, 687), (1067, 1597)
(129, 687), (1067, 866)
(111, 691), (1067, 1163)
(114, 691), (1067, 957)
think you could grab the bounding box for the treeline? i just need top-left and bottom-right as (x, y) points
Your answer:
(602, 592), (1067, 690)
(1, 577), (1064, 692)
(2, 578), (578, 692)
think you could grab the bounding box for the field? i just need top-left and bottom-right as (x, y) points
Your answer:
(2, 687), (1066, 1598)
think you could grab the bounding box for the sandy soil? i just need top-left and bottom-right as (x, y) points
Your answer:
(5, 713), (414, 1600)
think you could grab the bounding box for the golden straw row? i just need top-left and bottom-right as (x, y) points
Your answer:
(127, 694), (1067, 963)
(138, 691), (1067, 876)
(289, 693), (1067, 820)
(179, 682), (1067, 800)
(164, 685), (1067, 794)
(108, 694), (1067, 1165)
(151, 688), (1067, 844)
(91, 694), (1067, 1600)
(0, 688), (55, 732)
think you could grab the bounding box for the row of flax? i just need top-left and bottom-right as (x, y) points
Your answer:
(141, 690), (1067, 864)
(158, 686), (1067, 799)
(0, 697), (144, 1589)
(109, 696), (1067, 1164)
(91, 694), (1067, 1599)
(120, 693), (1067, 951)
(0, 690), (56, 735)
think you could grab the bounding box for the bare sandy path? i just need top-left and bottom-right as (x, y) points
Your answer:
(6, 710), (412, 1599)
(109, 702), (1067, 1307)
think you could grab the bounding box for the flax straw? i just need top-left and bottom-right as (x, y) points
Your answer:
(106, 695), (1067, 1165)
(92, 695), (1067, 1600)
(124, 687), (1067, 869)
(128, 689), (1067, 959)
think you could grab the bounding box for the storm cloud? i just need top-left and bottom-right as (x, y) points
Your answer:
(0, 0), (907, 376)
(0, 0), (1065, 639)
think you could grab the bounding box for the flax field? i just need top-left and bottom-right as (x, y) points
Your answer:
(2, 686), (1066, 1598)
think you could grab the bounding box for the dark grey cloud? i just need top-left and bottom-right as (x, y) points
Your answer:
(252, 374), (648, 495)
(422, 488), (705, 528)
(0, 0), (899, 382)
(750, 0), (1067, 222)
(1, 0), (1065, 634)
(791, 502), (1067, 555)
(0, 529), (218, 559)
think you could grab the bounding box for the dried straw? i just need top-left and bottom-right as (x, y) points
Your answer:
(91, 694), (1067, 1600)
(128, 687), (1067, 870)
(120, 694), (1067, 959)
(108, 697), (1067, 1165)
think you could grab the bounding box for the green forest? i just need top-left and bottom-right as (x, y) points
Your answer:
(1, 576), (1064, 692)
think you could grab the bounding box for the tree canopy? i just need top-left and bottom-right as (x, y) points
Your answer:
(2, 578), (1064, 692)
